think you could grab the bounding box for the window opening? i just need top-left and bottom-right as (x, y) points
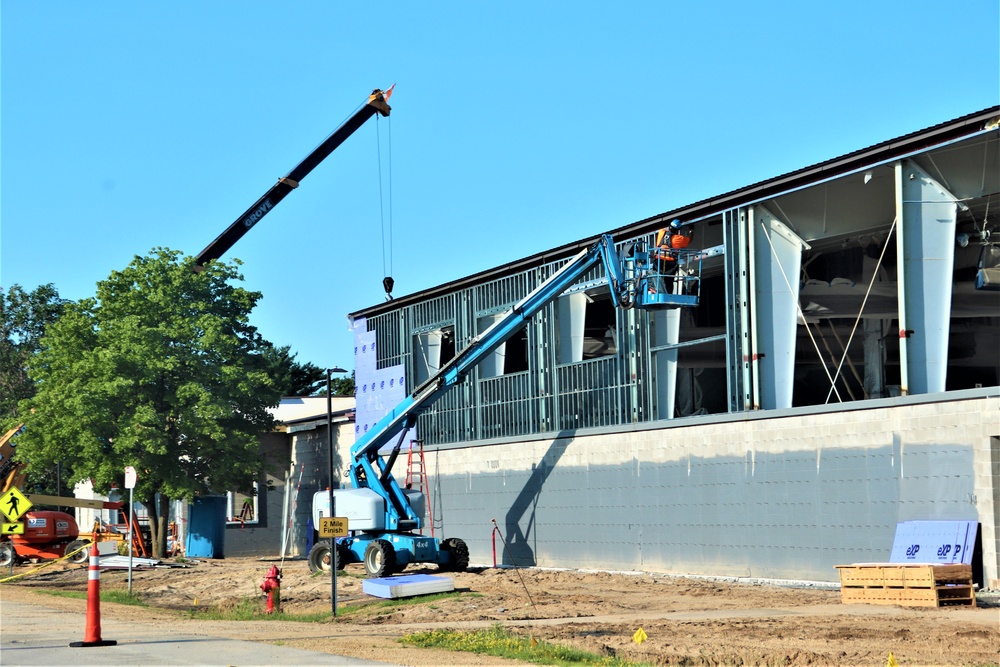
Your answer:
(476, 315), (529, 378)
(413, 325), (456, 385)
(556, 288), (617, 364)
(504, 327), (529, 374)
(226, 482), (259, 525)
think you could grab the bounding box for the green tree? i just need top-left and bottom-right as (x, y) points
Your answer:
(262, 344), (326, 396)
(1, 285), (70, 500)
(17, 249), (281, 558)
(314, 370), (355, 396)
(0, 283), (67, 422)
(328, 370), (355, 397)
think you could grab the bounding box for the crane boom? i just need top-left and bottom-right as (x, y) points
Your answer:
(194, 87), (393, 268)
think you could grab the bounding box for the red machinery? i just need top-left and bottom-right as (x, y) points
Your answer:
(9, 510), (89, 563)
(1, 424), (128, 567)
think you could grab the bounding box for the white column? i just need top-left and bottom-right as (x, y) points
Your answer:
(477, 314), (507, 378)
(751, 205), (810, 410)
(895, 160), (958, 394)
(557, 292), (588, 364)
(653, 309), (682, 419)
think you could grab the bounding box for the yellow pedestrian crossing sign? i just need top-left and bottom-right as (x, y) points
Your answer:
(0, 487), (32, 522)
(1, 522), (24, 535)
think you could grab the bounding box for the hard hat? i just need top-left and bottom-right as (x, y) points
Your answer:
(670, 219), (681, 230)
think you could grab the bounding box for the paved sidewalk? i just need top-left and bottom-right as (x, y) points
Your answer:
(1, 600), (395, 667)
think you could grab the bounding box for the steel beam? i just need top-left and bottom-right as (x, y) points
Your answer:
(724, 209), (752, 412)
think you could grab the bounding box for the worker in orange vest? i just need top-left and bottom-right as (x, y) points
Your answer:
(651, 220), (692, 294)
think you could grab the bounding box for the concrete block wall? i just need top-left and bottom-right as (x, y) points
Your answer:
(285, 421), (355, 556)
(224, 432), (288, 558)
(429, 392), (999, 585)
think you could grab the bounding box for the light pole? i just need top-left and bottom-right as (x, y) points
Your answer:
(326, 366), (347, 618)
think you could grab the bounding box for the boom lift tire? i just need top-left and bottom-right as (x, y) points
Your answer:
(0, 542), (15, 567)
(363, 539), (396, 578)
(307, 540), (345, 574)
(64, 540), (91, 564)
(439, 537), (469, 572)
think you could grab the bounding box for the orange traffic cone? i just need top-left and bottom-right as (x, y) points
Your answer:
(69, 542), (116, 648)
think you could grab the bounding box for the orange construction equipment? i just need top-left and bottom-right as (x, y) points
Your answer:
(0, 424), (26, 494)
(1, 424), (127, 566)
(405, 440), (434, 537)
(125, 511), (149, 558)
(69, 541), (116, 648)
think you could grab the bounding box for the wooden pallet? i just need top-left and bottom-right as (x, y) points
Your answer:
(835, 563), (976, 607)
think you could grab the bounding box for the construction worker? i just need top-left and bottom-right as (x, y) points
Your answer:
(652, 220), (692, 294)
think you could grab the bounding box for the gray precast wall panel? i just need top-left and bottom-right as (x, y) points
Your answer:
(429, 394), (995, 583)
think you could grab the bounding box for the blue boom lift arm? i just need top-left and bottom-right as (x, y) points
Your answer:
(346, 233), (702, 536)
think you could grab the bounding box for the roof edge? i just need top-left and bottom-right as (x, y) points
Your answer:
(351, 106), (1000, 320)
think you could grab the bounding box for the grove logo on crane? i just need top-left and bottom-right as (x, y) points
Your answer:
(242, 198), (274, 229)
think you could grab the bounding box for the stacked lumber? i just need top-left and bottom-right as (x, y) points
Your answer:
(835, 563), (976, 607)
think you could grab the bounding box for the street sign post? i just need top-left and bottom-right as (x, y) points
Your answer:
(125, 466), (137, 594)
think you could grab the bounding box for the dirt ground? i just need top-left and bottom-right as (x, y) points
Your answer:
(2, 555), (998, 666)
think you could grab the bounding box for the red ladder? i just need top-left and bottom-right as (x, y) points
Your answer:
(405, 440), (434, 537)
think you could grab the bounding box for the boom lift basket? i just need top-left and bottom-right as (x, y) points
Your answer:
(627, 243), (702, 309)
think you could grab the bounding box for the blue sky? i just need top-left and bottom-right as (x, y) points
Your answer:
(3, 2), (998, 372)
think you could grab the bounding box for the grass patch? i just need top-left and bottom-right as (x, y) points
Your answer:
(309, 569), (364, 579)
(183, 596), (329, 622)
(402, 624), (652, 667)
(36, 586), (477, 625)
(333, 590), (478, 617)
(184, 589), (478, 622)
(37, 589), (147, 607)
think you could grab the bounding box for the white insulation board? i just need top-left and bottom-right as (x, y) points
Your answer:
(362, 574), (454, 599)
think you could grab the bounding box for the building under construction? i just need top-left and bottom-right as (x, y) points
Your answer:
(349, 108), (1000, 587)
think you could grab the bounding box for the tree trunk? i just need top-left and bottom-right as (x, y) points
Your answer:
(141, 495), (172, 559)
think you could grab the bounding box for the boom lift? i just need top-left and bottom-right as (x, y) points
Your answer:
(309, 232), (702, 576)
(1, 424), (128, 567)
(194, 87), (393, 268)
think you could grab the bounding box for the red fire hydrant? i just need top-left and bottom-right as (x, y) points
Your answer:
(260, 565), (282, 614)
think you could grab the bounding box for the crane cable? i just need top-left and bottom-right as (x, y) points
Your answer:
(758, 223), (843, 403)
(822, 217), (897, 404)
(376, 114), (394, 300)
